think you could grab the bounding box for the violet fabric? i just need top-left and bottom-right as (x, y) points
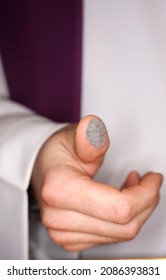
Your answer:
(0, 0), (82, 122)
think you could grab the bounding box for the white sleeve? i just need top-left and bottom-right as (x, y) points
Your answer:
(0, 55), (67, 259)
(0, 56), (66, 192)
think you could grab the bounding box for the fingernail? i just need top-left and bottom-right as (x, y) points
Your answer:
(86, 118), (107, 148)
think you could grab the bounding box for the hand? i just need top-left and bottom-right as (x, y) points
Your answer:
(31, 115), (163, 252)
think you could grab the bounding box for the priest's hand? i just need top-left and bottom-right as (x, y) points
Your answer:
(31, 115), (163, 251)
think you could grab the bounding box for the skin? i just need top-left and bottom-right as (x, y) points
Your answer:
(31, 115), (164, 252)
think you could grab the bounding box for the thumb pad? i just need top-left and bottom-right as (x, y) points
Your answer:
(75, 115), (110, 163)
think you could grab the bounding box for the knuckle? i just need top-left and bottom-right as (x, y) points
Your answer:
(141, 175), (161, 201)
(40, 185), (47, 203)
(40, 167), (70, 206)
(48, 230), (65, 245)
(115, 197), (132, 224)
(41, 209), (65, 231)
(40, 178), (61, 207)
(124, 220), (140, 240)
(40, 179), (52, 204)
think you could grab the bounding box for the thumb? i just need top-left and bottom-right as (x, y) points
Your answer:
(75, 115), (110, 163)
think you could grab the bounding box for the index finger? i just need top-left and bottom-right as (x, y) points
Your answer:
(43, 170), (163, 225)
(120, 172), (163, 222)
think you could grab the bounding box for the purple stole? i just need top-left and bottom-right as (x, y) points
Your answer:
(0, 0), (82, 122)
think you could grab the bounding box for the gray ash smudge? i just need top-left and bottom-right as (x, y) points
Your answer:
(86, 118), (107, 148)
